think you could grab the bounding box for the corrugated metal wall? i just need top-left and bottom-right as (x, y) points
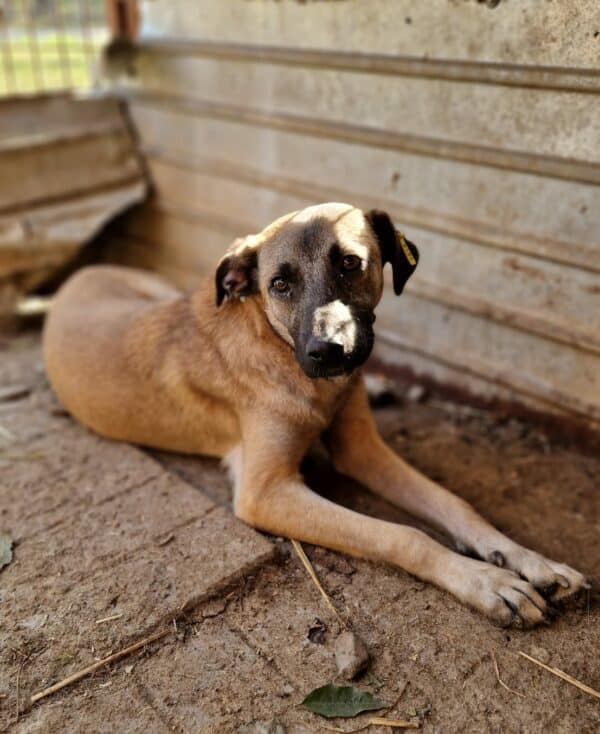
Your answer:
(108, 0), (600, 427)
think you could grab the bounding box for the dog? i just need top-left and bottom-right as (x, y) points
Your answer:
(43, 202), (588, 627)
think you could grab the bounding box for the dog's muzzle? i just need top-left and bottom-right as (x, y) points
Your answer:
(306, 336), (345, 372)
(296, 300), (375, 378)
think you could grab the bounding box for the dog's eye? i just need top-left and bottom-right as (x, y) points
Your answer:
(271, 277), (290, 295)
(342, 255), (361, 272)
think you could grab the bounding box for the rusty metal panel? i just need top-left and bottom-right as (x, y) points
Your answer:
(129, 105), (599, 269)
(109, 0), (600, 426)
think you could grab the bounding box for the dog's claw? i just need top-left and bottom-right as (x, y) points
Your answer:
(500, 597), (524, 627)
(489, 550), (505, 568)
(583, 577), (594, 591)
(538, 582), (559, 598)
(455, 539), (472, 555)
(464, 563), (548, 627)
(478, 545), (588, 604)
(544, 602), (561, 620)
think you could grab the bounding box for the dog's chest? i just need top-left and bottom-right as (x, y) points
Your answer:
(266, 373), (351, 433)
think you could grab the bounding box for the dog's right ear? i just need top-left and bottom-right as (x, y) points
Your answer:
(215, 247), (259, 306)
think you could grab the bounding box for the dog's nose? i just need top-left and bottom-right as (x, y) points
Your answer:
(306, 337), (344, 365)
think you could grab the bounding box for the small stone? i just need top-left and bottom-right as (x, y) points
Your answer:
(334, 630), (370, 679)
(250, 721), (286, 734)
(307, 618), (327, 644)
(281, 683), (295, 696)
(529, 645), (551, 664)
(0, 533), (13, 570)
(406, 384), (427, 403)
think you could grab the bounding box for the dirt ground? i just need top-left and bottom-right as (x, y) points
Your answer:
(0, 331), (598, 734)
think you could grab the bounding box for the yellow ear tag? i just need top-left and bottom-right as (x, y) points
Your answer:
(397, 231), (417, 267)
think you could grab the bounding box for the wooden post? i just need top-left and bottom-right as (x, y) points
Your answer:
(105, 0), (140, 41)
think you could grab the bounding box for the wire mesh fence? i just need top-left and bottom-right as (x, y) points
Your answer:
(0, 0), (109, 96)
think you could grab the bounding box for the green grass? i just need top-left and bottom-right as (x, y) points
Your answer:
(0, 32), (106, 95)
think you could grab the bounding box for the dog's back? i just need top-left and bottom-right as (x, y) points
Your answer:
(43, 265), (214, 451)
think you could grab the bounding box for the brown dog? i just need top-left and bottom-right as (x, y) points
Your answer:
(43, 203), (588, 626)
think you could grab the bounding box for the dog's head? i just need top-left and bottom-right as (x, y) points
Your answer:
(215, 203), (418, 379)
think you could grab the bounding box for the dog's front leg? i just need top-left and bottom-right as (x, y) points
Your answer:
(229, 419), (552, 627)
(326, 379), (588, 617)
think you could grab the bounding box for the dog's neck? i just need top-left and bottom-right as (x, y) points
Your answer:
(188, 281), (356, 428)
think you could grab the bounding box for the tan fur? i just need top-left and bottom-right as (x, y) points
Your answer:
(44, 265), (345, 457)
(43, 205), (587, 627)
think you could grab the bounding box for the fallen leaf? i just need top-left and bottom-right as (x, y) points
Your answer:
(302, 684), (385, 719)
(0, 533), (13, 570)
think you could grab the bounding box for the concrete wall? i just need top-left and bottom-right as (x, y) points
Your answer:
(108, 0), (600, 427)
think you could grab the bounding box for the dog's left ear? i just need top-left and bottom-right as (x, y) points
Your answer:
(365, 209), (419, 295)
(215, 247), (259, 306)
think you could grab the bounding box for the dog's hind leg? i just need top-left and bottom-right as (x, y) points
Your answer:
(232, 424), (551, 628)
(326, 378), (589, 609)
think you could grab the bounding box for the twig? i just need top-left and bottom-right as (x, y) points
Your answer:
(291, 539), (348, 629)
(15, 296), (52, 317)
(14, 662), (23, 723)
(518, 651), (600, 700)
(368, 719), (419, 729)
(490, 650), (525, 698)
(385, 682), (409, 713)
(30, 629), (168, 704)
(322, 718), (418, 732)
(95, 613), (123, 625)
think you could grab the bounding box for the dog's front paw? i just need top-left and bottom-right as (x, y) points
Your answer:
(459, 561), (550, 628)
(484, 545), (589, 602)
(463, 561), (551, 629)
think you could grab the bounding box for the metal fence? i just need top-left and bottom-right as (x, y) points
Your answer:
(0, 0), (108, 96)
